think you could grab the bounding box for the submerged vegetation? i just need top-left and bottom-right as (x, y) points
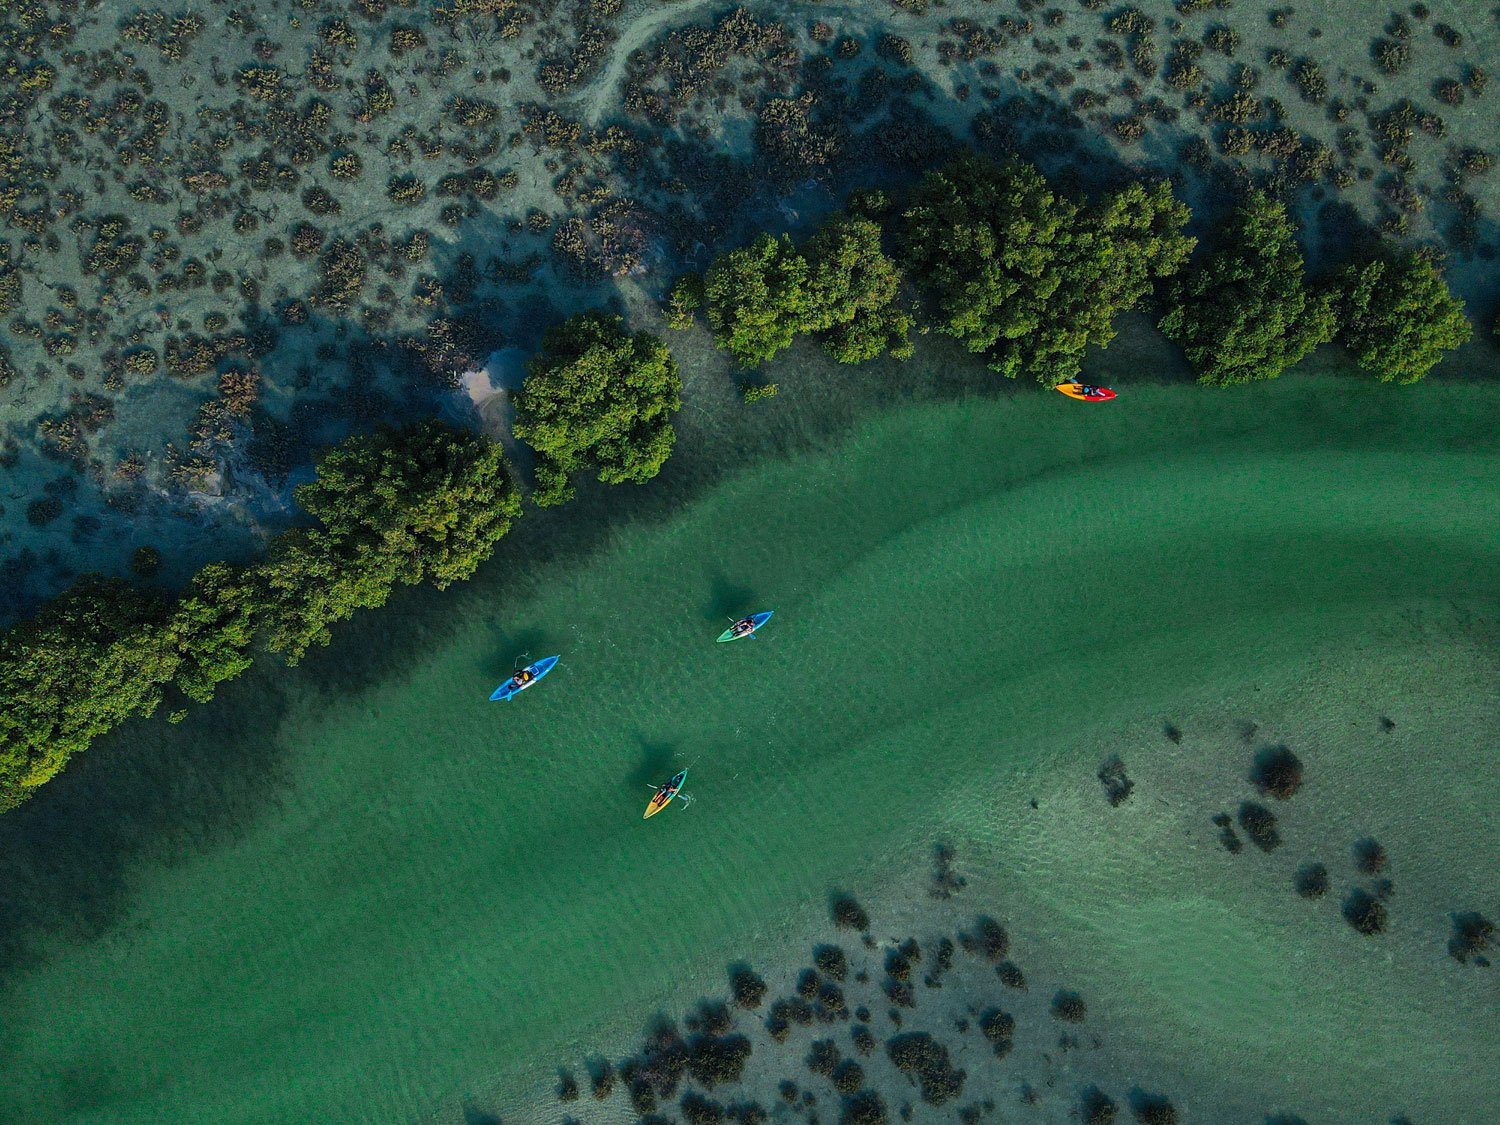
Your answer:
(542, 897), (1327, 1123)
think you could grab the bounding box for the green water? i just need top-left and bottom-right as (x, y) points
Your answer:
(1, 346), (1498, 1122)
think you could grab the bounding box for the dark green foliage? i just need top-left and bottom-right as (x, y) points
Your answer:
(1237, 801), (1281, 851)
(959, 915), (1008, 961)
(687, 1035), (752, 1087)
(696, 214), (913, 367)
(1354, 838), (1387, 875)
(26, 497), (63, 525)
(884, 949), (911, 982)
(665, 272), (704, 330)
(260, 422), (520, 662)
(832, 1059), (863, 1093)
(1098, 755), (1134, 806)
(1050, 990), (1087, 1022)
(0, 577), (176, 804)
(1332, 251), (1471, 383)
(592, 1062), (616, 1099)
(900, 156), (1193, 383)
(832, 895), (869, 930)
(1159, 191), (1336, 385)
(1344, 888), (1388, 934)
(977, 1008), (1015, 1056)
(0, 421), (520, 805)
(697, 1001), (733, 1036)
(841, 1090), (887, 1125)
(814, 945), (848, 981)
(1372, 37), (1410, 76)
(701, 234), (812, 367)
(1082, 1088), (1118, 1124)
(1132, 1094), (1179, 1124)
(1214, 812), (1244, 853)
(168, 563), (263, 703)
(806, 1038), (838, 1076)
(801, 214), (915, 364)
(311, 238), (367, 312)
(513, 311), (681, 507)
(681, 1092), (724, 1125)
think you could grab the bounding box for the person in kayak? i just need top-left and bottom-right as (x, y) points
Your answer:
(732, 617), (755, 637)
(1078, 384), (1101, 397)
(513, 668), (534, 688)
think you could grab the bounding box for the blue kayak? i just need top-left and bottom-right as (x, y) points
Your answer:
(490, 655), (559, 701)
(717, 611), (773, 643)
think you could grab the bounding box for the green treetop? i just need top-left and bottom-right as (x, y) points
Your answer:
(513, 310), (682, 506)
(900, 156), (1076, 376)
(1333, 250), (1471, 383)
(801, 212), (915, 364)
(900, 156), (1192, 383)
(0, 576), (177, 805)
(684, 213), (914, 367)
(1158, 191), (1337, 386)
(295, 420), (520, 588)
(168, 562), (263, 704)
(700, 234), (813, 367)
(260, 421), (521, 662)
(256, 527), (403, 665)
(1043, 180), (1195, 378)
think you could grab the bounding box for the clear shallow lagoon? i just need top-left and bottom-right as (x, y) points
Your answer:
(1, 342), (1497, 1122)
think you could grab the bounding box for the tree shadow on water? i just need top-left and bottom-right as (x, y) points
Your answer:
(0, 667), (298, 1008)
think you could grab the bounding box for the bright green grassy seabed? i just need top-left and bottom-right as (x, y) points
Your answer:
(2, 354), (1498, 1123)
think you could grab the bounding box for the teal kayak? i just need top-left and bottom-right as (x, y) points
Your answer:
(717, 611), (773, 643)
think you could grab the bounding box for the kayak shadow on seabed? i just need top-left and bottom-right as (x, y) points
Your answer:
(701, 572), (760, 625)
(629, 737), (679, 792)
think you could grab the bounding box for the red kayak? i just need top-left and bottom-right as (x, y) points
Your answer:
(1056, 382), (1116, 401)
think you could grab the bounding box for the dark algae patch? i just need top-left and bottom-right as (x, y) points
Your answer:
(1237, 801), (1282, 851)
(1294, 863), (1330, 899)
(1343, 888), (1390, 936)
(1098, 754), (1136, 806)
(1252, 745), (1303, 799)
(1447, 912), (1495, 966)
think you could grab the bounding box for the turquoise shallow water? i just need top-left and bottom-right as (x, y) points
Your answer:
(0, 346), (1497, 1122)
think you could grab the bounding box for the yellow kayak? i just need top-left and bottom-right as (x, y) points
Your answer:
(644, 769), (688, 819)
